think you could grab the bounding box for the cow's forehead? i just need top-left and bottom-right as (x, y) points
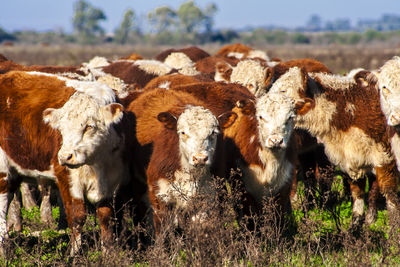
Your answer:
(257, 93), (294, 120)
(56, 93), (103, 125)
(231, 60), (265, 84)
(177, 106), (218, 133)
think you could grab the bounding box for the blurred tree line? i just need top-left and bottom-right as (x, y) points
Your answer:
(1, 0), (400, 46)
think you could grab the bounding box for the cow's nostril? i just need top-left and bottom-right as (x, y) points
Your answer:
(66, 154), (73, 161)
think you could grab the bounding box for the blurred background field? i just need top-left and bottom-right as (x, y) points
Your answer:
(2, 43), (400, 74)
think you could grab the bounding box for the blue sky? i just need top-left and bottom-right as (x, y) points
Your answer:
(1, 0), (399, 32)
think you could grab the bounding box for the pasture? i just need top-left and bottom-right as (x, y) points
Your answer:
(1, 44), (400, 266)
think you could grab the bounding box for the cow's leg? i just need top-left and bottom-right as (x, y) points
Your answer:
(7, 190), (21, 232)
(366, 175), (380, 225)
(0, 173), (22, 256)
(0, 174), (10, 254)
(55, 170), (86, 256)
(96, 202), (113, 253)
(375, 162), (400, 223)
(20, 182), (37, 210)
(39, 182), (53, 227)
(55, 186), (68, 230)
(348, 177), (366, 227)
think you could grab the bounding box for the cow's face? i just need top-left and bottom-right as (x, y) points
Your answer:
(231, 60), (267, 97)
(158, 106), (237, 169)
(43, 93), (123, 168)
(375, 57), (400, 127)
(256, 93), (295, 149)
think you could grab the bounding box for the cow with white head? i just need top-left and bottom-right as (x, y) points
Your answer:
(256, 93), (296, 150)
(370, 56), (400, 128)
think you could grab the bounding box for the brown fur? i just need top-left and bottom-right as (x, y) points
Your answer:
(128, 89), (206, 145)
(0, 59), (85, 76)
(101, 61), (173, 89)
(119, 53), (143, 60)
(155, 46), (210, 62)
(0, 54), (8, 62)
(215, 43), (254, 58)
(195, 56), (239, 77)
(143, 74), (213, 91)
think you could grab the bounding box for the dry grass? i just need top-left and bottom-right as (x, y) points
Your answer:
(2, 43), (400, 73)
(2, 171), (400, 266)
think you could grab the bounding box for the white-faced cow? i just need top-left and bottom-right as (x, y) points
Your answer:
(0, 71), (147, 255)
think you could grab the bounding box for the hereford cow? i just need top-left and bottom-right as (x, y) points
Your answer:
(215, 58), (332, 98)
(220, 93), (297, 218)
(0, 71), (148, 254)
(127, 89), (237, 232)
(268, 67), (400, 225)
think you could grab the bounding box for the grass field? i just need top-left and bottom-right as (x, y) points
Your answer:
(2, 43), (400, 74)
(1, 44), (400, 266)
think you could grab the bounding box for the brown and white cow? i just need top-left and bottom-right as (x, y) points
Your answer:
(268, 67), (399, 225)
(221, 93), (297, 216)
(0, 71), (147, 254)
(127, 89), (236, 232)
(215, 58), (332, 98)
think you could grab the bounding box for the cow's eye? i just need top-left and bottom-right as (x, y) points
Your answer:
(180, 131), (185, 136)
(84, 124), (95, 133)
(259, 115), (263, 120)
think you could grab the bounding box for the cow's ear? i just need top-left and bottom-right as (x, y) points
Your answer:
(218, 111), (238, 129)
(264, 67), (274, 88)
(236, 99), (254, 116)
(295, 98), (314, 115)
(215, 62), (233, 82)
(157, 112), (177, 130)
(102, 103), (124, 125)
(43, 108), (58, 128)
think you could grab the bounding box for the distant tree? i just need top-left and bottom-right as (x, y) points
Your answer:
(177, 1), (205, 33)
(325, 19), (351, 32)
(114, 9), (136, 44)
(0, 27), (16, 42)
(147, 6), (177, 33)
(203, 3), (218, 33)
(72, 0), (106, 44)
(306, 14), (322, 31)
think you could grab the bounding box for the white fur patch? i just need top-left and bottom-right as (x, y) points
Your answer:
(310, 72), (356, 91)
(164, 52), (193, 70)
(177, 106), (219, 169)
(26, 72), (116, 105)
(158, 81), (171, 90)
(227, 52), (244, 59)
(248, 49), (269, 61)
(353, 198), (365, 217)
(134, 60), (173, 76)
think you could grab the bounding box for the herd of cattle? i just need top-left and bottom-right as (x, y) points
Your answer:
(0, 43), (400, 254)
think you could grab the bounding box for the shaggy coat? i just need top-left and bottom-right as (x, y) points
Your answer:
(268, 67), (399, 222)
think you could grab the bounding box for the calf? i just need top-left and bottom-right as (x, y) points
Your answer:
(268, 67), (399, 225)
(128, 89), (237, 231)
(222, 93), (297, 216)
(0, 71), (147, 254)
